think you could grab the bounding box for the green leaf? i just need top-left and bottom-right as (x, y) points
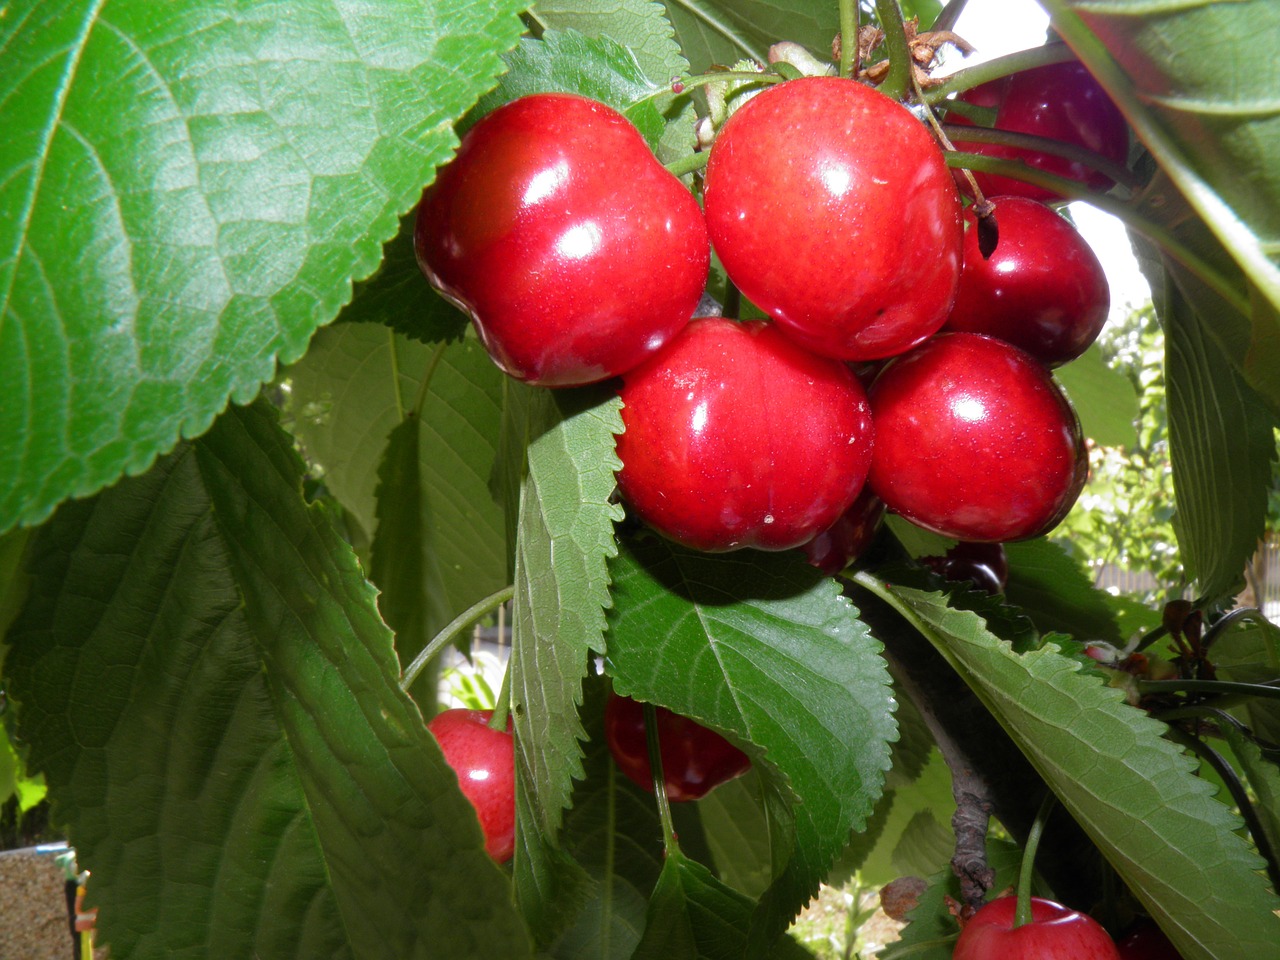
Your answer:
(1042, 3), (1280, 308)
(1219, 723), (1280, 882)
(607, 539), (896, 953)
(631, 850), (814, 960)
(862, 575), (1280, 960)
(659, 0), (838, 74)
(366, 339), (510, 699)
(1212, 610), (1280, 744)
(2, 401), (531, 959)
(698, 768), (779, 900)
(857, 750), (954, 888)
(1004, 539), (1125, 645)
(534, 0), (688, 85)
(0, 0), (526, 534)
(1159, 274), (1276, 602)
(1054, 344), (1138, 449)
(510, 388), (625, 942)
(477, 30), (668, 147)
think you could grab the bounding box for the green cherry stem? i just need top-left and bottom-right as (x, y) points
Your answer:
(923, 43), (1077, 103)
(873, 0), (913, 102)
(940, 124), (1143, 191)
(664, 150), (710, 179)
(838, 0), (859, 79)
(944, 151), (1250, 316)
(1136, 678), (1280, 702)
(644, 702), (681, 855)
(400, 584), (515, 691)
(1015, 792), (1057, 928)
(669, 70), (785, 96)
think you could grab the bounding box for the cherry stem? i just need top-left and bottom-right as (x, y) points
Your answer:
(1200, 606), (1264, 652)
(837, 0), (858, 79)
(664, 150), (710, 179)
(941, 124), (1143, 191)
(933, 0), (970, 33)
(1014, 791), (1056, 929)
(923, 43), (1077, 103)
(944, 151), (1250, 316)
(1136, 678), (1280, 702)
(643, 702), (681, 855)
(912, 73), (992, 220)
(666, 70), (784, 97)
(873, 0), (913, 102)
(400, 584), (514, 691)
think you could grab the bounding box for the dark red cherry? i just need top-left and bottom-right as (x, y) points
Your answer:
(922, 541), (1008, 595)
(867, 333), (1087, 542)
(616, 317), (875, 552)
(944, 197), (1109, 367)
(703, 76), (962, 360)
(415, 93), (710, 387)
(954, 896), (1120, 960)
(803, 488), (886, 575)
(426, 708), (515, 862)
(950, 61), (1129, 202)
(604, 694), (751, 802)
(1116, 921), (1183, 960)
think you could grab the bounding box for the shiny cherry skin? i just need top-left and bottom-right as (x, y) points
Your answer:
(425, 708), (515, 862)
(868, 333), (1087, 542)
(954, 897), (1120, 960)
(1115, 921), (1183, 960)
(703, 76), (963, 361)
(950, 61), (1129, 202)
(922, 541), (1009, 595)
(415, 93), (710, 387)
(944, 197), (1109, 367)
(803, 488), (886, 575)
(616, 317), (875, 552)
(604, 693), (751, 802)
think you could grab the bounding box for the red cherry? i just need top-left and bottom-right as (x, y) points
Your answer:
(426, 708), (515, 862)
(803, 488), (886, 575)
(950, 61), (1129, 202)
(604, 694), (751, 802)
(703, 76), (963, 360)
(944, 197), (1110, 367)
(415, 93), (710, 387)
(954, 897), (1120, 960)
(868, 333), (1087, 542)
(616, 317), (875, 552)
(922, 540), (1009, 595)
(1116, 921), (1183, 960)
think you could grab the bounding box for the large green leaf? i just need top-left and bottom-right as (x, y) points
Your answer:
(1054, 344), (1138, 449)
(0, 0), (525, 533)
(1158, 272), (1276, 602)
(510, 388), (625, 943)
(607, 539), (896, 955)
(2, 401), (531, 959)
(860, 575), (1280, 960)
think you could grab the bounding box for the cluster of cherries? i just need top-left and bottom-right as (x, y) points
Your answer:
(413, 50), (1160, 956)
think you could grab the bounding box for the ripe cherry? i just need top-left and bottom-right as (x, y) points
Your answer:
(949, 60), (1129, 202)
(616, 317), (875, 552)
(703, 76), (962, 360)
(803, 488), (886, 575)
(415, 93), (709, 387)
(1116, 921), (1183, 960)
(922, 541), (1009, 595)
(944, 197), (1110, 367)
(426, 708), (515, 862)
(604, 693), (751, 802)
(867, 333), (1087, 542)
(954, 896), (1120, 960)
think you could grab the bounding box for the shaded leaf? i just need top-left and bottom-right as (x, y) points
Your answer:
(1004, 539), (1125, 644)
(858, 750), (954, 888)
(3, 401), (531, 959)
(660, 0), (838, 74)
(697, 768), (776, 899)
(1212, 610), (1280, 744)
(1219, 723), (1280, 884)
(0, 0), (525, 532)
(864, 576), (1280, 960)
(607, 539), (896, 954)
